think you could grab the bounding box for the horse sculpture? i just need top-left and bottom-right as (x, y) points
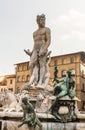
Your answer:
(2, 90), (22, 112)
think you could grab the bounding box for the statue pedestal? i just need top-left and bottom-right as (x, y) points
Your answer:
(51, 96), (79, 122)
(0, 111), (85, 130)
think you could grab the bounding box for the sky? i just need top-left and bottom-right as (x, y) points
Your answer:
(0, 0), (85, 75)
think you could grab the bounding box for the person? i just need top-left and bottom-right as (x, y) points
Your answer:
(29, 14), (51, 86)
(18, 97), (42, 130)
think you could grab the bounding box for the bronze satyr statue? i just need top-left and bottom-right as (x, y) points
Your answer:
(18, 97), (42, 130)
(53, 69), (75, 98)
(48, 69), (76, 121)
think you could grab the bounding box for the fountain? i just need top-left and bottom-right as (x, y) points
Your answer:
(0, 14), (85, 130)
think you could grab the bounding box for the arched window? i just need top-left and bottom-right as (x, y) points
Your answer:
(18, 66), (22, 72)
(70, 57), (75, 63)
(82, 83), (85, 91)
(81, 70), (84, 77)
(27, 75), (30, 81)
(62, 58), (66, 64)
(22, 75), (25, 81)
(22, 64), (27, 71)
(17, 76), (21, 82)
(71, 69), (75, 76)
(27, 63), (29, 70)
(62, 70), (66, 77)
(54, 59), (57, 66)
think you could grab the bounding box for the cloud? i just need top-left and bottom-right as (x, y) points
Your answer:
(55, 9), (85, 41)
(71, 30), (85, 40)
(61, 34), (70, 40)
(57, 9), (85, 28)
(61, 30), (85, 41)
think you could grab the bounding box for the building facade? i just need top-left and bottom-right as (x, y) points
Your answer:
(49, 51), (85, 111)
(15, 62), (30, 93)
(15, 51), (85, 110)
(0, 74), (16, 93)
(6, 74), (16, 93)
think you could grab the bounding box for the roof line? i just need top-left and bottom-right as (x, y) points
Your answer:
(14, 51), (85, 65)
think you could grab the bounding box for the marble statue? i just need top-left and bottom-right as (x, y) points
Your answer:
(36, 92), (52, 113)
(18, 97), (42, 130)
(24, 14), (51, 87)
(42, 50), (51, 87)
(1, 89), (30, 112)
(2, 89), (22, 112)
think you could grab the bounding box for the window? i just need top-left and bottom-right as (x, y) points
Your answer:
(81, 70), (84, 77)
(10, 80), (12, 84)
(62, 70), (66, 77)
(16, 87), (20, 93)
(82, 101), (85, 110)
(71, 69), (75, 76)
(82, 83), (85, 92)
(17, 76), (21, 82)
(54, 59), (57, 66)
(27, 64), (29, 70)
(1, 88), (3, 92)
(27, 75), (30, 81)
(9, 88), (13, 92)
(22, 75), (25, 81)
(18, 66), (22, 71)
(70, 57), (75, 63)
(22, 64), (27, 71)
(62, 58), (66, 64)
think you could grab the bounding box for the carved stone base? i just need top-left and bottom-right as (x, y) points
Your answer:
(51, 96), (77, 122)
(1, 121), (85, 130)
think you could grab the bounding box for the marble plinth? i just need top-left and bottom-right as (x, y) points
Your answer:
(0, 121), (85, 130)
(0, 112), (85, 130)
